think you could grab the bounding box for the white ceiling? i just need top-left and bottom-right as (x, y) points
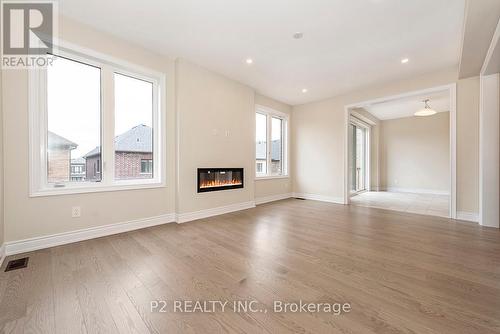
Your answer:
(59, 0), (466, 105)
(364, 91), (450, 120)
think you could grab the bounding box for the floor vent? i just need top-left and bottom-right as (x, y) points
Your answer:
(5, 257), (29, 272)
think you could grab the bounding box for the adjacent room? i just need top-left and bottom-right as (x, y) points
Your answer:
(348, 89), (452, 218)
(1, 1), (500, 333)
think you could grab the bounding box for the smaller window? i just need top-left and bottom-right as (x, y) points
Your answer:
(255, 107), (288, 177)
(141, 159), (153, 174)
(96, 159), (101, 173)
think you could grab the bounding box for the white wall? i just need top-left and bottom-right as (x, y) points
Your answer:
(479, 73), (499, 227)
(2, 17), (177, 242)
(175, 59), (255, 214)
(379, 113), (450, 193)
(254, 94), (293, 200)
(292, 68), (481, 214)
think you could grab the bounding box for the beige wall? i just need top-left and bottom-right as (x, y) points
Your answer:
(0, 68), (4, 247)
(379, 113), (450, 192)
(176, 59), (255, 213)
(2, 17), (177, 242)
(457, 76), (480, 213)
(292, 67), (481, 213)
(254, 94), (293, 199)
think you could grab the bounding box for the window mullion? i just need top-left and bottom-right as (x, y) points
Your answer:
(282, 119), (286, 176)
(267, 114), (272, 176)
(101, 65), (115, 186)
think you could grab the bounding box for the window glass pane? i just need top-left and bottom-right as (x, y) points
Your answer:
(114, 73), (153, 180)
(256, 113), (267, 175)
(47, 55), (101, 184)
(271, 117), (283, 175)
(141, 159), (152, 174)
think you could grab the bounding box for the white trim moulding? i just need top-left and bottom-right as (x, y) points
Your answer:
(5, 213), (176, 256)
(176, 201), (256, 224)
(255, 193), (293, 205)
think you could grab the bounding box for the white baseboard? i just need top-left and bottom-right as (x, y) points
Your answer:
(177, 201), (255, 224)
(457, 211), (480, 223)
(382, 187), (450, 195)
(0, 243), (5, 269)
(5, 213), (176, 256)
(292, 192), (345, 204)
(255, 193), (293, 205)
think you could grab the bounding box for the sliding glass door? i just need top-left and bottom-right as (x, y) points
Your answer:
(349, 122), (368, 193)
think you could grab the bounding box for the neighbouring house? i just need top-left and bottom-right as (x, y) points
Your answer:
(256, 140), (282, 174)
(70, 157), (86, 181)
(84, 124), (153, 181)
(47, 131), (78, 183)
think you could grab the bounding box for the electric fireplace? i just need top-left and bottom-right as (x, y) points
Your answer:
(197, 168), (244, 193)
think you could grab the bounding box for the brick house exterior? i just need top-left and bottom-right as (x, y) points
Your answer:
(115, 152), (153, 179)
(47, 132), (77, 183)
(84, 124), (153, 180)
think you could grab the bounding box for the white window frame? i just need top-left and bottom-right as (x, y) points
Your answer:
(29, 41), (166, 197)
(255, 105), (289, 179)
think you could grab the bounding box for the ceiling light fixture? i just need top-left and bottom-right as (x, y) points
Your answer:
(293, 32), (303, 39)
(401, 58), (409, 64)
(414, 99), (437, 116)
(246, 58), (253, 64)
(302, 88), (308, 93)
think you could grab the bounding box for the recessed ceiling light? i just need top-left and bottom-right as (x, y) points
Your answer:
(401, 58), (409, 64)
(302, 88), (308, 93)
(246, 58), (253, 64)
(293, 32), (303, 39)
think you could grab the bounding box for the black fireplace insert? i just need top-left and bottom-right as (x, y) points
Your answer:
(197, 168), (244, 192)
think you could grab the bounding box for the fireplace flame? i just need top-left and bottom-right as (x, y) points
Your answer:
(200, 179), (242, 188)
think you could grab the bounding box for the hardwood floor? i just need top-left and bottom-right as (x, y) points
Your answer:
(1, 198), (500, 333)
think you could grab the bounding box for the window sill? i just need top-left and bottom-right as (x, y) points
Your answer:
(255, 175), (290, 181)
(30, 180), (165, 197)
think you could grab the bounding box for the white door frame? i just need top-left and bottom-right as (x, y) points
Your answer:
(343, 83), (457, 219)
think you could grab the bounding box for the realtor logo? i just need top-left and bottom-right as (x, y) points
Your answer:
(1, 0), (57, 68)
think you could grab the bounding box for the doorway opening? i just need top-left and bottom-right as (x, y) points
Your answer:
(344, 84), (457, 219)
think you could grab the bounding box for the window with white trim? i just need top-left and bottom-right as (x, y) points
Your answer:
(255, 107), (288, 177)
(30, 47), (165, 196)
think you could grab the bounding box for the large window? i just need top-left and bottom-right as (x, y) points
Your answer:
(30, 48), (165, 196)
(255, 107), (288, 177)
(114, 73), (154, 180)
(47, 56), (101, 184)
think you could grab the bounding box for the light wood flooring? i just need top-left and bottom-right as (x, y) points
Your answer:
(350, 191), (450, 218)
(1, 198), (500, 333)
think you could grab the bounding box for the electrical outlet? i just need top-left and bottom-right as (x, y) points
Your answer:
(72, 206), (81, 218)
